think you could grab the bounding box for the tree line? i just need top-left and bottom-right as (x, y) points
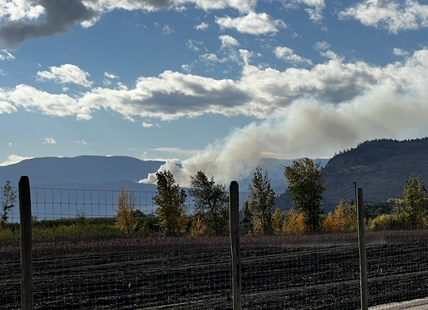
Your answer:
(1, 157), (426, 238)
(116, 157), (340, 236)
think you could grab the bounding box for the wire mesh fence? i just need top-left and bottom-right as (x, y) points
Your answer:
(2, 186), (428, 309)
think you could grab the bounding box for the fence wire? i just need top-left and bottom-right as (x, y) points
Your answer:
(2, 187), (428, 309)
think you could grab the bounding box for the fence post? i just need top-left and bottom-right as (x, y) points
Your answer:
(19, 176), (33, 310)
(357, 187), (368, 310)
(229, 181), (241, 310)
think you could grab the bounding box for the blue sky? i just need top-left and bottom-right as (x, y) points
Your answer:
(1, 0), (428, 185)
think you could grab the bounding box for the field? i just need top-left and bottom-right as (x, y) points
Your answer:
(2, 232), (428, 309)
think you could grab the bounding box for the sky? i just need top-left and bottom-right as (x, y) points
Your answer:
(1, 0), (428, 185)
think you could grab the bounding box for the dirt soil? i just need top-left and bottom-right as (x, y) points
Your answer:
(2, 232), (428, 310)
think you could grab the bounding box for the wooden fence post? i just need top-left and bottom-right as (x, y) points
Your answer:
(357, 187), (368, 310)
(19, 176), (33, 310)
(229, 181), (241, 310)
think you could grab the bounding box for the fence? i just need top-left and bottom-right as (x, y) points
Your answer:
(1, 179), (428, 309)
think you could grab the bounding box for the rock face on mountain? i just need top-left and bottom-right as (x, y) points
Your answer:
(322, 138), (428, 208)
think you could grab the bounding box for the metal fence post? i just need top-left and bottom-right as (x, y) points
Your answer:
(229, 181), (241, 310)
(357, 187), (368, 310)
(19, 176), (33, 310)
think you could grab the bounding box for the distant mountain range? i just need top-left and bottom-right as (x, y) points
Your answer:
(4, 138), (426, 219)
(2, 155), (325, 220)
(0, 155), (328, 194)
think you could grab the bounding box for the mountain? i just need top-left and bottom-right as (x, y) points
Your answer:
(1, 155), (320, 220)
(0, 155), (164, 186)
(322, 138), (428, 210)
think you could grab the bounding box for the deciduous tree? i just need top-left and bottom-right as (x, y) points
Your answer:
(153, 170), (188, 236)
(115, 187), (138, 234)
(189, 171), (229, 235)
(402, 175), (427, 227)
(284, 158), (327, 233)
(1, 181), (16, 227)
(248, 166), (276, 235)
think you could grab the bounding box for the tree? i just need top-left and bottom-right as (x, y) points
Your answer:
(402, 175), (427, 227)
(284, 158), (327, 233)
(282, 207), (306, 235)
(115, 187), (138, 234)
(153, 170), (188, 236)
(271, 207), (284, 235)
(333, 200), (357, 232)
(1, 181), (17, 227)
(240, 201), (253, 235)
(189, 171), (229, 235)
(248, 166), (276, 235)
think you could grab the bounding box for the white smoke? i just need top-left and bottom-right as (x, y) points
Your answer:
(140, 74), (428, 187)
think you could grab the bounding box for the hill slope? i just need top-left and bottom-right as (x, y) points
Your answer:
(322, 138), (428, 207)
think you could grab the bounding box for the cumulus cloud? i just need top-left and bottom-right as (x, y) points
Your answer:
(215, 12), (286, 35)
(0, 0), (44, 22)
(339, 0), (428, 33)
(84, 0), (257, 14)
(2, 48), (428, 128)
(0, 0), (95, 48)
(0, 0), (258, 47)
(219, 35), (239, 48)
(274, 46), (313, 66)
(6, 84), (95, 120)
(0, 154), (33, 166)
(37, 64), (93, 88)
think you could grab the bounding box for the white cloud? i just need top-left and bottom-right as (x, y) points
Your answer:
(83, 0), (257, 14)
(142, 122), (154, 128)
(215, 12), (286, 35)
(0, 0), (44, 21)
(2, 48), (428, 128)
(274, 46), (313, 66)
(281, 0), (326, 21)
(313, 41), (330, 51)
(75, 140), (96, 146)
(393, 48), (410, 57)
(5, 84), (95, 120)
(0, 155), (33, 167)
(104, 72), (119, 79)
(186, 39), (203, 51)
(37, 64), (93, 88)
(339, 0), (428, 33)
(162, 24), (174, 34)
(43, 137), (57, 144)
(181, 63), (193, 72)
(0, 49), (15, 61)
(8, 142), (12, 147)
(219, 35), (239, 48)
(195, 22), (209, 30)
